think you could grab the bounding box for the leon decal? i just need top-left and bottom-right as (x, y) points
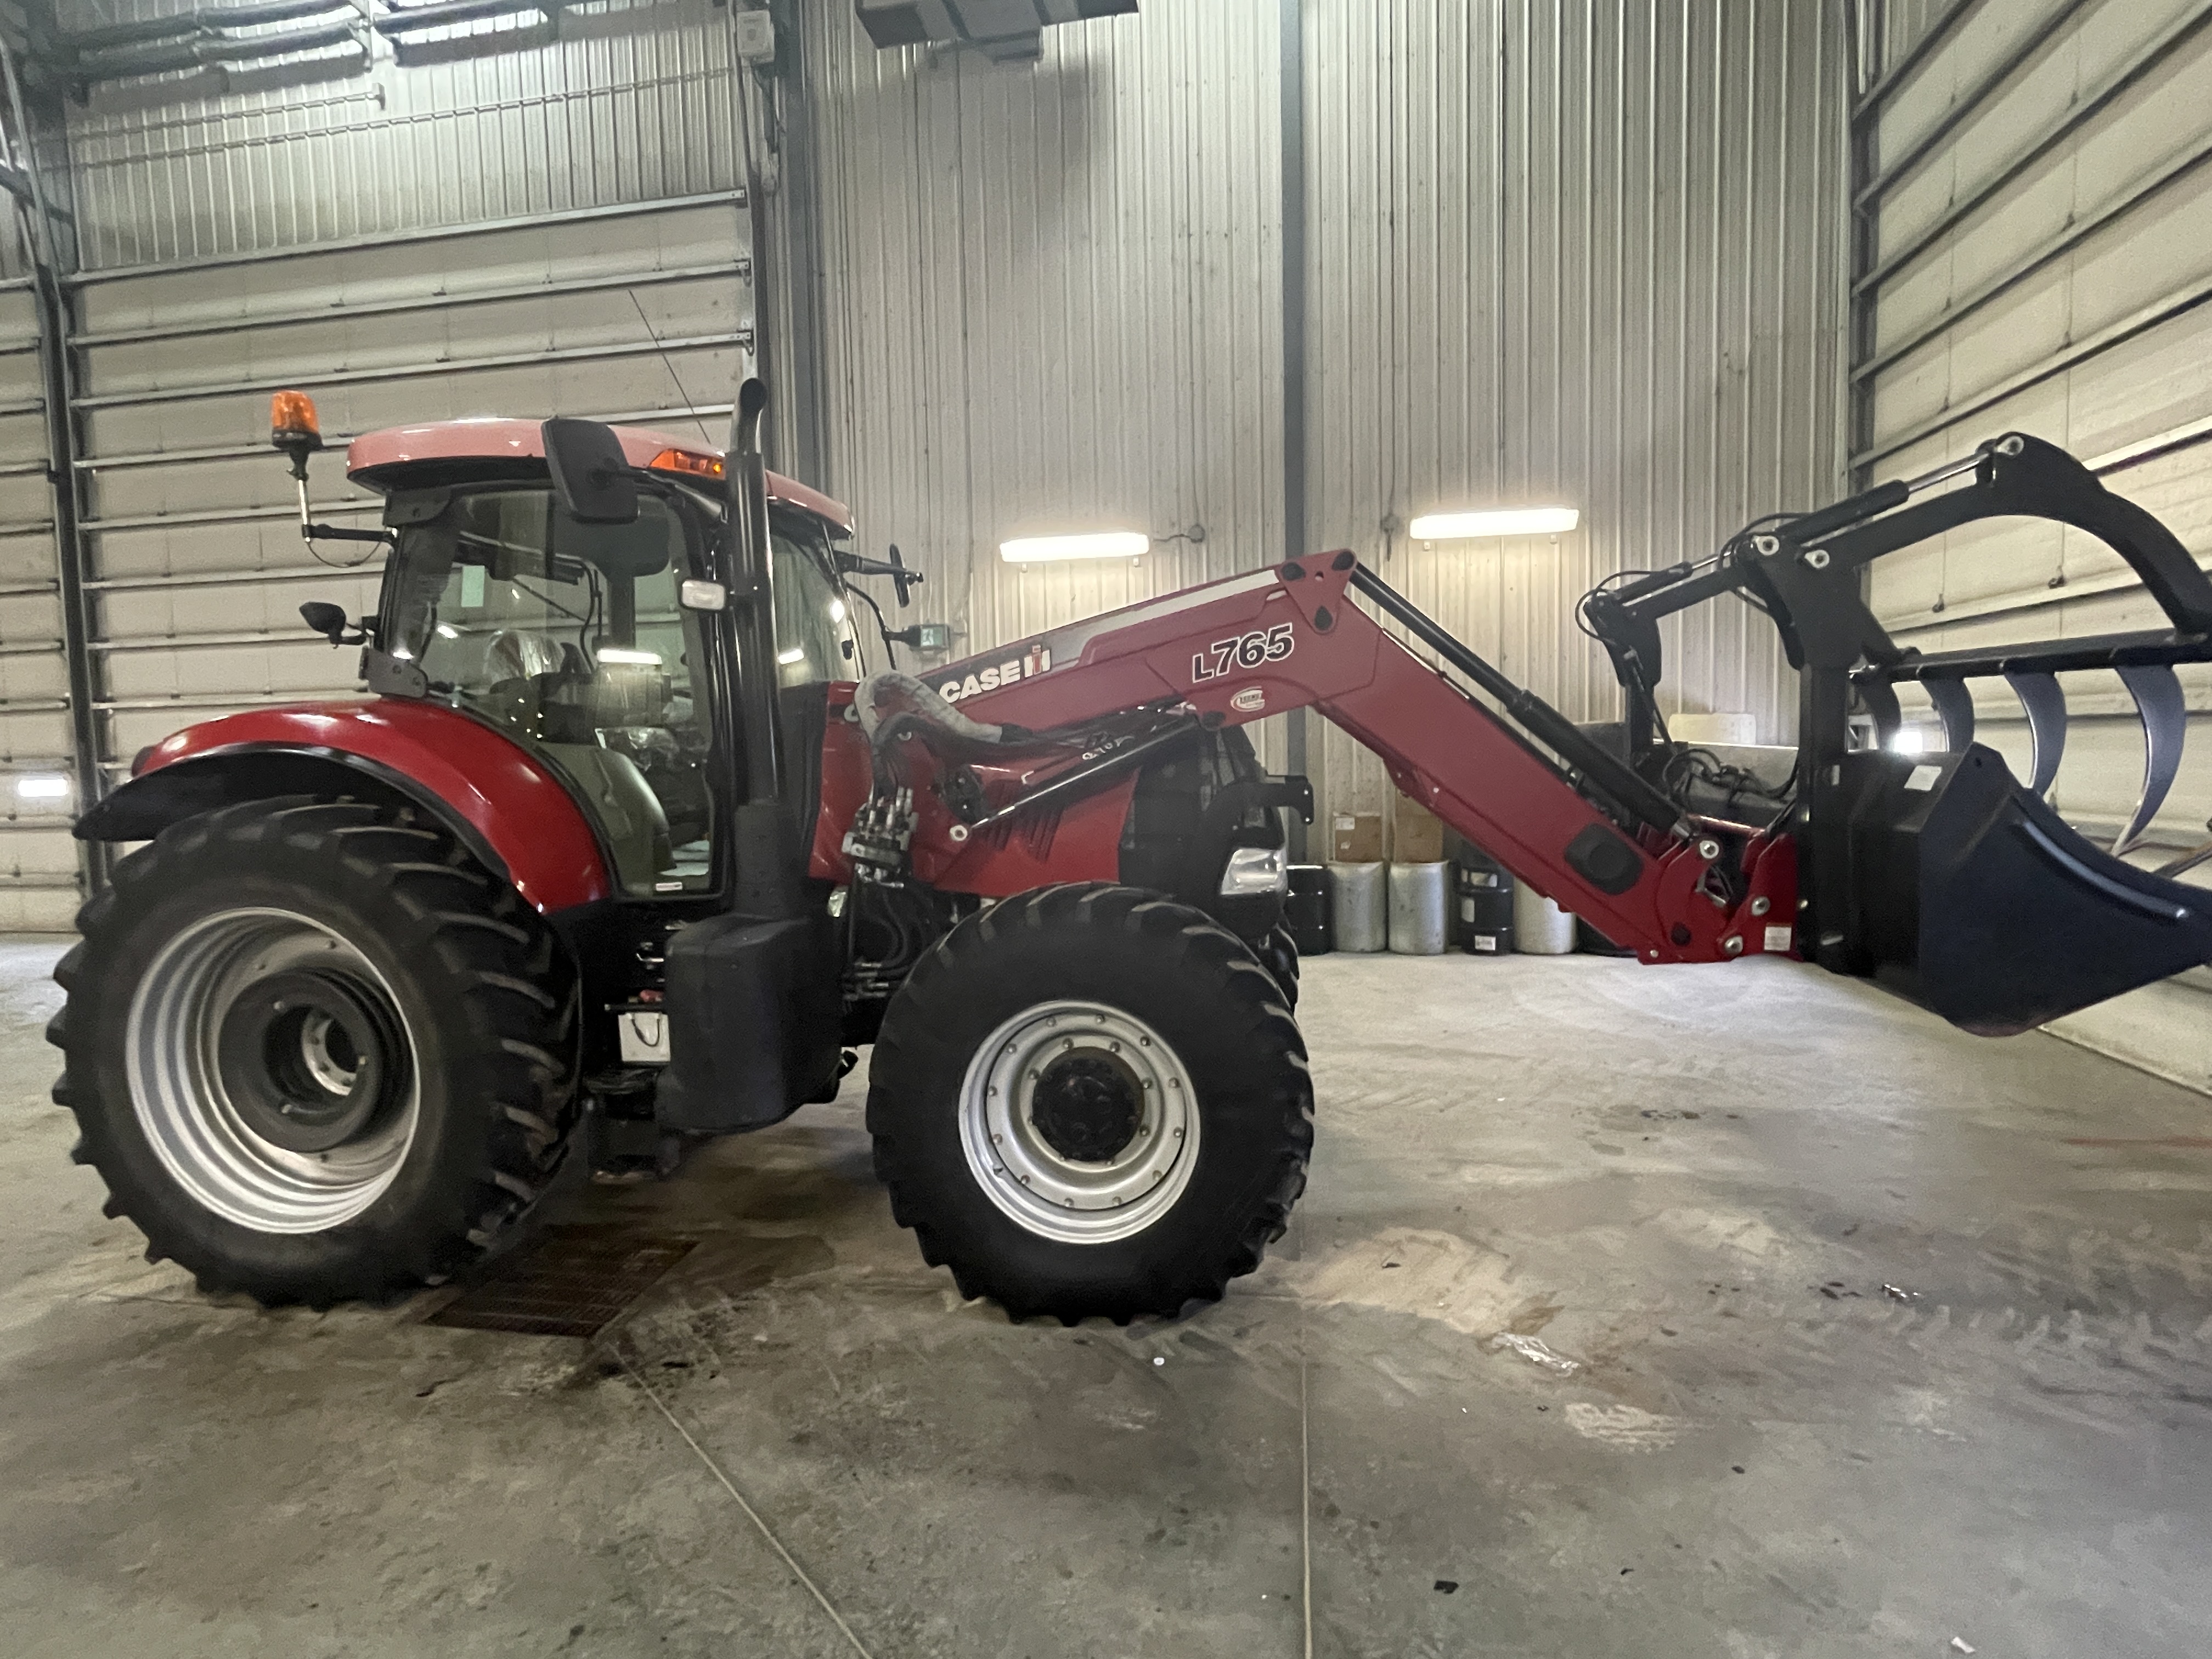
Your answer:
(939, 641), (1053, 704)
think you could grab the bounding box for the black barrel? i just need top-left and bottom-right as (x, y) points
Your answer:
(1286, 864), (1333, 955)
(1455, 854), (1515, 956)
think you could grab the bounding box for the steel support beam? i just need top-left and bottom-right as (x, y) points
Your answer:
(1279, 0), (1308, 861)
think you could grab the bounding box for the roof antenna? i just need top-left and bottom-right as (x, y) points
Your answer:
(628, 288), (717, 448)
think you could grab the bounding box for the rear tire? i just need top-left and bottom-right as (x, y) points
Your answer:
(48, 798), (579, 1307)
(867, 883), (1313, 1323)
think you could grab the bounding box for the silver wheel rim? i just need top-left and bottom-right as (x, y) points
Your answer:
(958, 999), (1200, 1245)
(126, 907), (420, 1234)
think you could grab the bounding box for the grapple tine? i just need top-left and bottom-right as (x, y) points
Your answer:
(2002, 670), (2068, 797)
(1925, 676), (1976, 752)
(2111, 663), (2186, 857)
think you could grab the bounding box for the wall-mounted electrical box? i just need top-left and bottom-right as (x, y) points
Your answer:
(856, 1), (1137, 63)
(733, 10), (778, 65)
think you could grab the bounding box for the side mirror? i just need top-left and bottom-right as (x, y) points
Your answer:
(541, 417), (638, 526)
(888, 543), (918, 608)
(300, 601), (356, 645)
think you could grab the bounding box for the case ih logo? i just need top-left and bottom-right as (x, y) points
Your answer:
(939, 640), (1053, 704)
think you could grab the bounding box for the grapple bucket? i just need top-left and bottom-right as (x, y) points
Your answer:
(1581, 431), (2212, 1037)
(1832, 745), (2212, 1036)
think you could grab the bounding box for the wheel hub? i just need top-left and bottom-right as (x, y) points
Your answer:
(1029, 1049), (1143, 1163)
(957, 1000), (1200, 1245)
(216, 968), (407, 1154)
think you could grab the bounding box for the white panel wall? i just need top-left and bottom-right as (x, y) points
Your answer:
(802, 0), (1290, 763)
(801, 0), (1851, 828)
(1307, 0), (1849, 828)
(1856, 0), (2212, 1086)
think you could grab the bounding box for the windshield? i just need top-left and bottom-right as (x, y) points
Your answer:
(378, 484), (858, 899)
(381, 488), (715, 898)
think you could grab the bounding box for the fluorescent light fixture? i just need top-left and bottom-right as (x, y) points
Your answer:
(1000, 531), (1150, 563)
(1889, 726), (1925, 755)
(776, 647), (806, 665)
(15, 774), (69, 799)
(597, 647), (662, 665)
(1408, 506), (1579, 541)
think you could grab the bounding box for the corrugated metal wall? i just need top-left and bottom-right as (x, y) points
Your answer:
(55, 0), (748, 267)
(1306, 0), (1849, 829)
(802, 0), (1291, 764)
(1853, 0), (2212, 1086)
(801, 0), (1851, 831)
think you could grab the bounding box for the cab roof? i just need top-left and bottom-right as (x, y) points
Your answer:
(344, 417), (854, 534)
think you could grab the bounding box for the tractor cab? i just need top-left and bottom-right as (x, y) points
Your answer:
(337, 417), (863, 901)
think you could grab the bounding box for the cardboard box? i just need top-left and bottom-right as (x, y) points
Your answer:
(1392, 793), (1444, 864)
(1330, 811), (1383, 864)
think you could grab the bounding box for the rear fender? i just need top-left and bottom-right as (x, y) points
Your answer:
(80, 701), (611, 913)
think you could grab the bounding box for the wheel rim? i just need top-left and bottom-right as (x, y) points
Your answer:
(958, 999), (1200, 1245)
(127, 907), (421, 1234)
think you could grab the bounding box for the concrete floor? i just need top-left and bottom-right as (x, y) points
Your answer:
(4, 938), (2210, 1657)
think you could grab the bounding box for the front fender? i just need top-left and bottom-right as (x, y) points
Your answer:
(82, 701), (611, 913)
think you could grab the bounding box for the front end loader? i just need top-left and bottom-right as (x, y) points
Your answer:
(48, 384), (2212, 1323)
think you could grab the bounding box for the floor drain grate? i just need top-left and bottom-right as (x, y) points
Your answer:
(427, 1225), (697, 1339)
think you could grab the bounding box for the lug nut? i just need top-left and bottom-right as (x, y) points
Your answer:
(1696, 838), (1721, 862)
(1751, 896), (1770, 916)
(1723, 935), (1744, 956)
(1803, 548), (1831, 570)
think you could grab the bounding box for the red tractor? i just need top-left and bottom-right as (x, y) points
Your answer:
(49, 382), (2212, 1323)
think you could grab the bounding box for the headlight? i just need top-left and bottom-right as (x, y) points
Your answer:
(1218, 845), (1288, 898)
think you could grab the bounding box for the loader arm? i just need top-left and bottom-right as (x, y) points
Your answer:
(874, 552), (1787, 968)
(864, 431), (2212, 1036)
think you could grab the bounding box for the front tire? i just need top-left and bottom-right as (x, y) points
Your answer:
(49, 798), (579, 1306)
(867, 884), (1313, 1323)
(1257, 922), (1300, 1012)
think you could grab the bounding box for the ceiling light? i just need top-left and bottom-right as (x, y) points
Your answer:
(1000, 531), (1150, 563)
(1889, 726), (1925, 755)
(776, 647), (806, 665)
(15, 774), (69, 799)
(598, 647), (662, 666)
(1408, 506), (1579, 541)
(434, 622), (459, 640)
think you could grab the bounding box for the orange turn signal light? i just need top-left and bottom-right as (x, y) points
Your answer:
(270, 389), (323, 449)
(647, 447), (724, 479)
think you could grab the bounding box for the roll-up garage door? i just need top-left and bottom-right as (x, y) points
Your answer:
(70, 189), (755, 814)
(1853, 0), (2212, 1079)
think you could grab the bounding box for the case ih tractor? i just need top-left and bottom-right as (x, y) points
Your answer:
(48, 379), (2212, 1323)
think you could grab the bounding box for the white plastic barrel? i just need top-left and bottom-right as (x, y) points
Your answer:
(1386, 861), (1451, 955)
(1512, 881), (1577, 955)
(1327, 861), (1388, 952)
